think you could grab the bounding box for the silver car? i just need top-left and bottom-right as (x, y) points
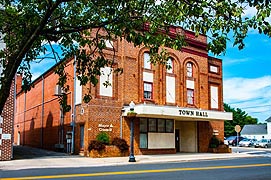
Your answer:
(239, 138), (256, 147)
(255, 139), (271, 148)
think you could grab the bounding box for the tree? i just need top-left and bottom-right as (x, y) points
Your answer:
(1, 0), (271, 114)
(224, 103), (258, 137)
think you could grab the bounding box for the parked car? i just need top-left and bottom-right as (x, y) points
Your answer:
(232, 136), (245, 146)
(225, 136), (236, 145)
(224, 137), (228, 145)
(255, 139), (271, 148)
(239, 138), (257, 147)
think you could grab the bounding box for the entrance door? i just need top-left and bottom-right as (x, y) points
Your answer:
(175, 129), (180, 152)
(80, 125), (84, 149)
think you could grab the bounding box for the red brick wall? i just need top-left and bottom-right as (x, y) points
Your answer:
(0, 79), (14, 161)
(14, 28), (225, 155)
(14, 61), (74, 151)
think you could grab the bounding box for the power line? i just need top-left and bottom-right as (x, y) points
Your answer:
(240, 104), (271, 109)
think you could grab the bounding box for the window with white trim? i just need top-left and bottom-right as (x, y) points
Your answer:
(210, 86), (219, 109)
(166, 76), (175, 103)
(186, 62), (193, 77)
(209, 65), (219, 73)
(144, 52), (151, 69)
(144, 82), (153, 100)
(166, 58), (173, 73)
(187, 89), (194, 105)
(99, 67), (113, 97)
(75, 76), (82, 105)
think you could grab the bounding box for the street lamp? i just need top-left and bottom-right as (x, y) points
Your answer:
(128, 101), (136, 162)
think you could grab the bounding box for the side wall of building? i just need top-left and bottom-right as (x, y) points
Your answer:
(14, 61), (74, 152)
(0, 79), (14, 160)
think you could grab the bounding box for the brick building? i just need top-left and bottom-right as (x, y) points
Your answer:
(1, 30), (15, 161)
(0, 79), (15, 161)
(14, 27), (232, 156)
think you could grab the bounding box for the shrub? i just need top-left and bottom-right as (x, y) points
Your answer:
(96, 132), (110, 145)
(88, 140), (106, 152)
(111, 137), (129, 153)
(209, 136), (220, 148)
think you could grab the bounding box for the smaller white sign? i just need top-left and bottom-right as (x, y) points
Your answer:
(0, 116), (3, 124)
(2, 134), (11, 140)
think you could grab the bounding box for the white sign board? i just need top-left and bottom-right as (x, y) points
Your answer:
(2, 134), (11, 140)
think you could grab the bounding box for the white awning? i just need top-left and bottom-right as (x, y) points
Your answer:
(123, 104), (232, 121)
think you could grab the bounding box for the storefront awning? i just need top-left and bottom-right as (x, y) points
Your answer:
(123, 104), (232, 121)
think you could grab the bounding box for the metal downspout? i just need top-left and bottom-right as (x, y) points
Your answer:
(41, 76), (44, 148)
(71, 56), (76, 154)
(23, 92), (26, 145)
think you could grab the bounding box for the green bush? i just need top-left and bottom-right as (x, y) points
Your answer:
(209, 136), (220, 148)
(96, 132), (110, 145)
(88, 140), (105, 152)
(111, 137), (129, 153)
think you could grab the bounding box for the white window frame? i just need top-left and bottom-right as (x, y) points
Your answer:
(99, 67), (113, 97)
(187, 89), (194, 105)
(144, 82), (153, 100)
(186, 62), (193, 77)
(166, 58), (173, 73)
(210, 86), (219, 109)
(144, 53), (151, 69)
(166, 76), (175, 103)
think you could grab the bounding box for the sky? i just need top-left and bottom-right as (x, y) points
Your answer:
(218, 33), (271, 123)
(217, 6), (271, 123)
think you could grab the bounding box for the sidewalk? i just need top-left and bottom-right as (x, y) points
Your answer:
(0, 146), (262, 170)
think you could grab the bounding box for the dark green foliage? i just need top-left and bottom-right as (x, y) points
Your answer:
(111, 137), (129, 153)
(224, 103), (258, 137)
(96, 132), (110, 145)
(88, 140), (105, 152)
(209, 136), (220, 148)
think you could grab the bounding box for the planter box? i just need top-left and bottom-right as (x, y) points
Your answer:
(208, 145), (232, 153)
(89, 145), (129, 158)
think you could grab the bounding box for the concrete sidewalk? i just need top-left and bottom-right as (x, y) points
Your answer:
(1, 146), (262, 170)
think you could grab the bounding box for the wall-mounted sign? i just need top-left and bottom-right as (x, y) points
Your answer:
(123, 104), (233, 121)
(2, 134), (11, 140)
(98, 124), (113, 132)
(179, 109), (208, 117)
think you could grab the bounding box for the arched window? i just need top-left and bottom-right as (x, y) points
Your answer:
(166, 57), (173, 73)
(186, 62), (193, 77)
(144, 52), (151, 69)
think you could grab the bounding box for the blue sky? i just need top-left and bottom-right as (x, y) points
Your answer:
(219, 33), (271, 123)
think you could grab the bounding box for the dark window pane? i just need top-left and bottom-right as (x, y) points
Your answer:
(140, 118), (148, 133)
(148, 118), (157, 132)
(140, 133), (148, 148)
(157, 119), (165, 133)
(166, 120), (174, 133)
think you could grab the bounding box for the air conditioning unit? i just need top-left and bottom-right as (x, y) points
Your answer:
(54, 85), (65, 96)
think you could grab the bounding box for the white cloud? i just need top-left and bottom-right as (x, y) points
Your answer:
(224, 76), (271, 122)
(243, 6), (257, 18)
(222, 57), (250, 66)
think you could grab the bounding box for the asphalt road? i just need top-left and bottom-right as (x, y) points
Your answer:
(2, 156), (271, 180)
